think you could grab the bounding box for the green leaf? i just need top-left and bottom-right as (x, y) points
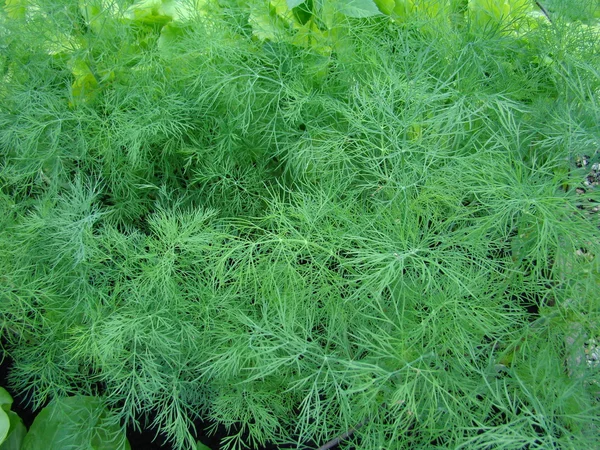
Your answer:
(0, 388), (25, 449)
(0, 389), (12, 412)
(392, 0), (415, 18)
(21, 396), (130, 450)
(124, 0), (172, 25)
(123, 0), (208, 24)
(0, 409), (9, 444)
(286, 0), (306, 8)
(468, 0), (533, 32)
(160, 0), (209, 22)
(373, 0), (396, 15)
(3, 0), (27, 19)
(249, 0), (298, 42)
(333, 0), (382, 17)
(196, 441), (212, 450)
(68, 58), (101, 107)
(78, 0), (121, 34)
(292, 0), (313, 25)
(158, 21), (188, 52)
(0, 412), (27, 450)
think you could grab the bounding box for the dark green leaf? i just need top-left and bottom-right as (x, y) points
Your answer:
(293, 0), (313, 25)
(196, 441), (212, 450)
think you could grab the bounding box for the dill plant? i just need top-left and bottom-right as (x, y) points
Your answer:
(1, 0), (599, 449)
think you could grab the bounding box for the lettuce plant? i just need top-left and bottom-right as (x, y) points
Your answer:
(0, 387), (26, 449)
(1, 1), (599, 449)
(21, 395), (130, 450)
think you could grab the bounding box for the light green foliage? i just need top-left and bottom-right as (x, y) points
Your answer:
(335, 0), (382, 17)
(1, 1), (599, 449)
(543, 0), (600, 22)
(21, 395), (130, 450)
(0, 389), (11, 445)
(0, 387), (26, 450)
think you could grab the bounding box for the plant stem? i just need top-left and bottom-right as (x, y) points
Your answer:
(316, 416), (370, 450)
(535, 1), (552, 23)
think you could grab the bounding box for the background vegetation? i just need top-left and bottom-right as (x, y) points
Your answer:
(1, 0), (599, 449)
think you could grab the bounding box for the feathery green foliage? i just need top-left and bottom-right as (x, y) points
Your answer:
(1, 0), (599, 449)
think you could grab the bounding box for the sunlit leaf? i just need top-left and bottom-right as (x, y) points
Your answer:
(123, 0), (171, 25)
(286, 0), (306, 8)
(373, 0), (396, 15)
(79, 0), (122, 34)
(196, 441), (211, 450)
(0, 412), (27, 450)
(468, 0), (534, 33)
(69, 58), (101, 107)
(21, 396), (130, 450)
(160, 0), (210, 21)
(0, 388), (12, 411)
(0, 388), (25, 450)
(0, 409), (9, 444)
(333, 0), (383, 17)
(3, 0), (27, 19)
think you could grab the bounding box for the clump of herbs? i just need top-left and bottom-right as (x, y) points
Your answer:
(1, 1), (599, 449)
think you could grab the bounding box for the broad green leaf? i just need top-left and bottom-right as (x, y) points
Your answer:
(0, 409), (9, 444)
(160, 0), (209, 21)
(157, 21), (188, 52)
(0, 389), (12, 412)
(196, 441), (211, 450)
(392, 0), (415, 18)
(373, 0), (396, 15)
(21, 396), (130, 450)
(333, 0), (382, 17)
(44, 32), (81, 57)
(3, 0), (27, 19)
(124, 0), (171, 25)
(271, 0), (292, 17)
(248, 7), (287, 41)
(0, 388), (25, 449)
(69, 58), (101, 107)
(249, 0), (299, 42)
(469, 0), (510, 23)
(0, 412), (27, 450)
(286, 0), (306, 8)
(124, 0), (209, 24)
(79, 0), (122, 34)
(292, 0), (313, 25)
(468, 0), (533, 32)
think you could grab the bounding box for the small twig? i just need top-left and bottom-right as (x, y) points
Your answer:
(535, 1), (552, 23)
(316, 402), (391, 450)
(316, 416), (370, 450)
